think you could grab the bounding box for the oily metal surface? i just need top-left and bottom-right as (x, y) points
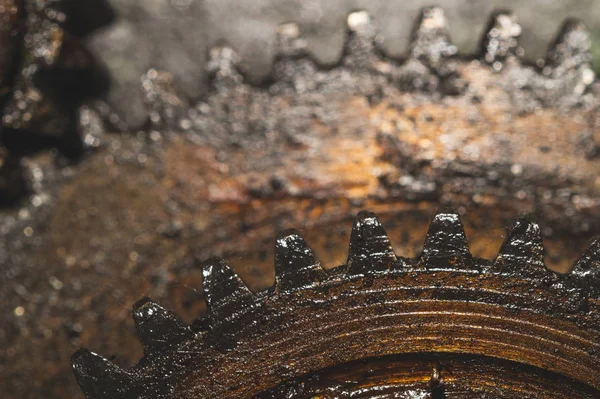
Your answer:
(259, 354), (600, 398)
(70, 211), (600, 398)
(0, 4), (599, 399)
(89, 0), (600, 127)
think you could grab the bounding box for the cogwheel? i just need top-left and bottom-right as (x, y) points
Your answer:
(1, 5), (599, 205)
(72, 210), (600, 398)
(134, 7), (600, 235)
(1, 4), (599, 399)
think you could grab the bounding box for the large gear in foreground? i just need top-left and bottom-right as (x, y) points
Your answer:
(0, 4), (599, 399)
(72, 211), (600, 398)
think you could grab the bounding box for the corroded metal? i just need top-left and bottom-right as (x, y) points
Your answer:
(0, 6), (599, 399)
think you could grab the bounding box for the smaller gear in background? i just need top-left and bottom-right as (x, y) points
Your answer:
(0, 0), (112, 203)
(85, 0), (600, 130)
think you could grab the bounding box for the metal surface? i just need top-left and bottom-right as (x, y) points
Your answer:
(72, 211), (600, 398)
(0, 3), (599, 398)
(89, 0), (600, 127)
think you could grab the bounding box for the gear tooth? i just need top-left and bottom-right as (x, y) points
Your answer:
(410, 7), (457, 65)
(202, 257), (254, 318)
(572, 237), (600, 278)
(346, 10), (378, 43)
(547, 19), (592, 69)
(71, 349), (135, 399)
(343, 11), (384, 70)
(275, 229), (326, 291)
(545, 19), (595, 86)
(419, 210), (472, 269)
(206, 46), (244, 87)
(132, 297), (190, 355)
(347, 211), (396, 274)
(494, 216), (545, 273)
(480, 10), (522, 70)
(276, 22), (308, 58)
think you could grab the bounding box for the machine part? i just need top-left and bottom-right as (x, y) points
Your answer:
(87, 0), (600, 128)
(71, 210), (600, 398)
(1, 5), (599, 203)
(144, 9), (600, 238)
(0, 5), (599, 399)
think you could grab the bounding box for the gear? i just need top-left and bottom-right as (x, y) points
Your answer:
(72, 210), (600, 398)
(91, 5), (598, 127)
(0, 5), (599, 399)
(86, 0), (600, 127)
(0, 5), (598, 206)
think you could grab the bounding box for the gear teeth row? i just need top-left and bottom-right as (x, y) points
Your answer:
(72, 209), (600, 399)
(495, 216), (545, 275)
(202, 7), (594, 100)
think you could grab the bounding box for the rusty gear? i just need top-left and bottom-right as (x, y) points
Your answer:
(70, 13), (600, 397)
(72, 210), (600, 398)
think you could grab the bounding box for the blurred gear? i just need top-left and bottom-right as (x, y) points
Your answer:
(0, 3), (599, 399)
(0, 0), (110, 201)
